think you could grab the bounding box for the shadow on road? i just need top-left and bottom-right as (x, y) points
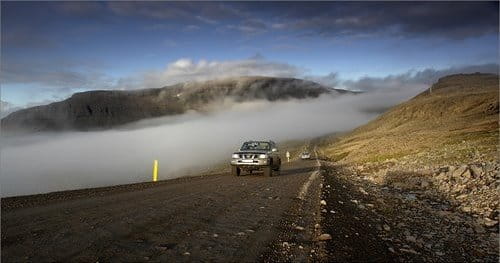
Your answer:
(279, 166), (318, 176)
(239, 163), (318, 177)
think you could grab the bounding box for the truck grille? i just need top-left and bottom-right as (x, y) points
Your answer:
(242, 154), (256, 159)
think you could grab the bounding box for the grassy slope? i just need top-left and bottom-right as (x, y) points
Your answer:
(317, 73), (499, 166)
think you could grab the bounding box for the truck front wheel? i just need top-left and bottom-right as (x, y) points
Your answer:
(232, 166), (241, 176)
(263, 166), (273, 177)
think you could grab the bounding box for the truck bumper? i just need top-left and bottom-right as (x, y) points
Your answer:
(231, 159), (268, 166)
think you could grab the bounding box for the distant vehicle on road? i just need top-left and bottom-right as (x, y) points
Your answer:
(231, 140), (281, 177)
(300, 152), (311, 160)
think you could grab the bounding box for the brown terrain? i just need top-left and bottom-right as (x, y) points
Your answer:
(1, 73), (498, 262)
(316, 73), (499, 261)
(2, 159), (326, 262)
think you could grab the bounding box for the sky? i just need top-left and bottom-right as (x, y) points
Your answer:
(1, 1), (499, 110)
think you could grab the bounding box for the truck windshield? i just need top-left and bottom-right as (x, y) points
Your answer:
(240, 142), (270, 151)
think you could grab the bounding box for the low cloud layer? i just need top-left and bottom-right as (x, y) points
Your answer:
(309, 63), (499, 91)
(119, 59), (500, 93)
(130, 57), (304, 89)
(0, 84), (423, 197)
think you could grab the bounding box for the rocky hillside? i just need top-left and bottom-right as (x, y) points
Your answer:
(319, 73), (498, 165)
(1, 76), (344, 133)
(316, 73), (499, 237)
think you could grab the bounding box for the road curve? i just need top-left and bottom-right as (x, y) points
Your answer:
(1, 159), (320, 262)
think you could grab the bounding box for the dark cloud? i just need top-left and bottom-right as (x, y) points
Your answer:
(268, 2), (499, 39)
(2, 1), (497, 47)
(106, 2), (246, 24)
(227, 19), (268, 35)
(52, 1), (104, 17)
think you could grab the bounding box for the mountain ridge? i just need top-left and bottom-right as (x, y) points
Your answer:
(1, 76), (347, 133)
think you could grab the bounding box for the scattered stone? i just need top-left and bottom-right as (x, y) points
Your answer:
(452, 165), (467, 178)
(236, 232), (246, 236)
(435, 251), (445, 256)
(474, 224), (486, 234)
(155, 244), (170, 251)
(383, 224), (391, 231)
(314, 224), (321, 229)
(405, 235), (417, 243)
(388, 247), (395, 253)
(400, 248), (419, 254)
(318, 233), (332, 241)
(213, 234), (218, 238)
(404, 194), (416, 201)
(470, 166), (483, 177)
(245, 229), (255, 233)
(183, 252), (190, 256)
(421, 180), (430, 188)
(483, 218), (498, 227)
(282, 242), (290, 248)
(320, 200), (327, 205)
(330, 210), (336, 214)
(295, 226), (305, 231)
(299, 245), (304, 249)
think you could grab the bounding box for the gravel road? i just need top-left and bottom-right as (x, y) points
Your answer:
(5, 156), (488, 262)
(2, 159), (321, 262)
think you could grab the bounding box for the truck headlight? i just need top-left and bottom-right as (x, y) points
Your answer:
(232, 154), (239, 159)
(258, 154), (267, 159)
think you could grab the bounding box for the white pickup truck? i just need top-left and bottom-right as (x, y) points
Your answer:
(230, 140), (281, 177)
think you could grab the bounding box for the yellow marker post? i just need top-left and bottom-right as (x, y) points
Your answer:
(153, 160), (158, 182)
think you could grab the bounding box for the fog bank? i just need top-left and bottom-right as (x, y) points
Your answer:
(1, 86), (423, 197)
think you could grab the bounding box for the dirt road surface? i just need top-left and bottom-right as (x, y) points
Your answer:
(2, 159), (322, 262)
(4, 156), (493, 262)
